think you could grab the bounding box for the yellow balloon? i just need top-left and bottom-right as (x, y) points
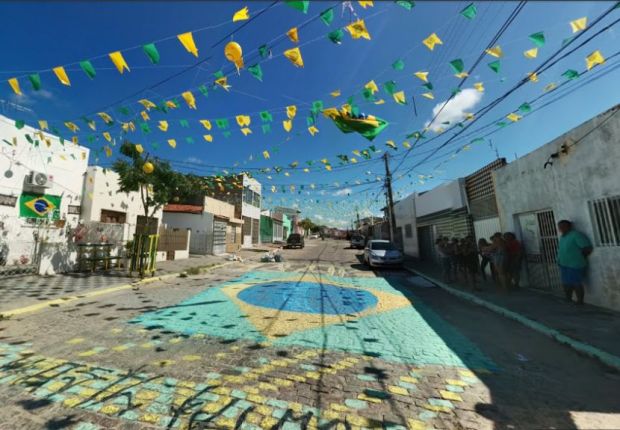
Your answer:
(143, 161), (154, 174)
(224, 41), (244, 72)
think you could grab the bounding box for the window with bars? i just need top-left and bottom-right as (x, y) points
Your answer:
(588, 195), (620, 247)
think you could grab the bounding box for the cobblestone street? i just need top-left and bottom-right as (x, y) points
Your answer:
(0, 240), (619, 430)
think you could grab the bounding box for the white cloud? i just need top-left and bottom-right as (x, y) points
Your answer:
(333, 187), (352, 196)
(10, 89), (55, 107)
(314, 214), (324, 220)
(424, 88), (483, 132)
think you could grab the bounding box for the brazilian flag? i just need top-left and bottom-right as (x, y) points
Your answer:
(324, 108), (388, 141)
(20, 193), (61, 219)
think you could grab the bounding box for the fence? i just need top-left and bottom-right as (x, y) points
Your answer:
(157, 228), (189, 253)
(189, 231), (213, 255)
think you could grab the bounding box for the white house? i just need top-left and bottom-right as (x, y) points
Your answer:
(494, 104), (620, 311)
(0, 114), (89, 275)
(394, 194), (418, 258)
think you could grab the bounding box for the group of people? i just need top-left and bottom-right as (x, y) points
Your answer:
(435, 232), (523, 291)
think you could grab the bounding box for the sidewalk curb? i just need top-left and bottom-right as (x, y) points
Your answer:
(0, 261), (235, 319)
(404, 267), (620, 372)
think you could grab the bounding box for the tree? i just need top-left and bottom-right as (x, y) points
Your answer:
(112, 142), (184, 232)
(298, 218), (316, 236)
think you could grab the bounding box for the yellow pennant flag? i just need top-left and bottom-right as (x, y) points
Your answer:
(8, 78), (21, 95)
(350, 158), (358, 163)
(178, 32), (199, 57)
(507, 113), (521, 122)
(158, 121), (168, 131)
(358, 1), (374, 8)
(200, 119), (212, 130)
(104, 146), (112, 157)
(570, 17), (587, 33)
(325, 165), (332, 171)
(308, 125), (319, 136)
(365, 80), (379, 94)
(52, 66), (71, 86)
(102, 132), (112, 142)
(138, 99), (157, 110)
(347, 19), (371, 40)
(374, 99), (385, 105)
(283, 119), (293, 132)
(263, 150), (270, 159)
(414, 71), (429, 82)
(215, 76), (231, 91)
(454, 72), (469, 79)
(109, 51), (130, 74)
(286, 105), (297, 119)
(165, 100), (178, 109)
(87, 120), (96, 131)
(168, 139), (177, 148)
(72, 136), (79, 145)
(393, 91), (406, 104)
(240, 127), (252, 136)
(386, 140), (397, 149)
(38, 120), (48, 130)
(287, 27), (299, 43)
(64, 122), (79, 132)
(586, 50), (605, 70)
(544, 82), (557, 92)
(81, 151), (87, 160)
(421, 92), (434, 100)
(528, 72), (538, 82)
(284, 47), (304, 67)
(236, 115), (251, 127)
(135, 144), (144, 153)
(330, 89), (341, 97)
(485, 45), (503, 58)
(474, 82), (484, 92)
(140, 111), (150, 121)
(98, 112), (113, 124)
(182, 91), (197, 109)
(121, 122), (135, 132)
(422, 33), (442, 51)
(352, 150), (361, 156)
(233, 6), (249, 22)
(271, 185), (276, 193)
(203, 134), (213, 142)
(403, 141), (411, 149)
(523, 48), (538, 59)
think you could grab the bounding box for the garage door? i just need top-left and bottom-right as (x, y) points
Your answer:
(213, 219), (227, 255)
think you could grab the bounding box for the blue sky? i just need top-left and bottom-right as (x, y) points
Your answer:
(1, 1), (619, 227)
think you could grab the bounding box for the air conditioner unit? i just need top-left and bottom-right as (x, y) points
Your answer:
(25, 171), (52, 188)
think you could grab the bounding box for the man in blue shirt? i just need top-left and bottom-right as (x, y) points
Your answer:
(557, 220), (593, 305)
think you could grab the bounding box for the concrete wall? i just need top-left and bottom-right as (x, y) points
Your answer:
(415, 179), (467, 218)
(163, 211), (214, 234)
(204, 196), (235, 220)
(0, 114), (89, 274)
(394, 193), (418, 258)
(494, 105), (620, 310)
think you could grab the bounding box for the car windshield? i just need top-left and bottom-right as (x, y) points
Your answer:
(370, 242), (396, 251)
(352, 236), (363, 241)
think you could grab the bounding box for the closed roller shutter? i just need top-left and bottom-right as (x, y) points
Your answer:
(213, 219), (227, 255)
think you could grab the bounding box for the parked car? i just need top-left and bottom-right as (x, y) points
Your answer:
(363, 240), (403, 268)
(350, 235), (366, 249)
(286, 233), (305, 249)
(309, 234), (319, 239)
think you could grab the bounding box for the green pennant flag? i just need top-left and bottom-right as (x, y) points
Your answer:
(449, 59), (465, 74)
(117, 106), (130, 115)
(488, 60), (501, 73)
(422, 82), (433, 90)
(383, 80), (397, 95)
(496, 121), (507, 128)
(328, 29), (344, 44)
(284, 0), (309, 13)
(143, 43), (160, 64)
(306, 116), (315, 126)
(262, 124), (271, 134)
(396, 1), (415, 10)
(79, 60), (96, 79)
(179, 119), (189, 128)
(248, 64), (263, 81)
(25, 134), (33, 144)
(216, 118), (229, 129)
(152, 142), (160, 150)
(528, 31), (545, 48)
(362, 88), (375, 101)
(15, 120), (25, 129)
(392, 59), (405, 71)
(140, 122), (151, 134)
(260, 111), (273, 122)
(311, 100), (324, 113)
(186, 137), (194, 144)
(198, 85), (209, 97)
(460, 3), (477, 19)
(451, 88), (462, 96)
(562, 69), (579, 80)
(258, 44), (269, 59)
(29, 74), (41, 91)
(320, 8), (334, 25)
(562, 36), (575, 47)
(222, 131), (231, 138)
(518, 102), (532, 113)
(87, 135), (95, 143)
(470, 137), (485, 145)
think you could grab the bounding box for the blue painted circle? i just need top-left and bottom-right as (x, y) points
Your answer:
(237, 282), (377, 315)
(33, 199), (49, 213)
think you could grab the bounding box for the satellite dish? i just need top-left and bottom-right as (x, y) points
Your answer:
(4, 169), (13, 178)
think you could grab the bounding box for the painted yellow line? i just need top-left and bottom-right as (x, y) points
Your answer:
(0, 262), (233, 318)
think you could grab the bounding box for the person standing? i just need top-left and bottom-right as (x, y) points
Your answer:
(478, 238), (495, 282)
(504, 232), (523, 289)
(557, 220), (593, 305)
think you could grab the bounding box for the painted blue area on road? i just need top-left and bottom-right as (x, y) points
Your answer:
(237, 282), (378, 315)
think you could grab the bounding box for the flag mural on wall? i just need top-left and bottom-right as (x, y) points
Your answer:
(19, 193), (61, 220)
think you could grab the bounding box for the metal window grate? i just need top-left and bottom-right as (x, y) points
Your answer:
(589, 196), (620, 247)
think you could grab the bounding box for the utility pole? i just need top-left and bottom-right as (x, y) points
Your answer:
(383, 153), (396, 243)
(356, 206), (360, 231)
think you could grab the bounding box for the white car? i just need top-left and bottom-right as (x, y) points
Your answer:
(350, 235), (366, 249)
(309, 234), (319, 239)
(364, 240), (403, 268)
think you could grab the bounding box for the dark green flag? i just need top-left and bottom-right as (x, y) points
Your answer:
(328, 29), (344, 44)
(29, 74), (41, 91)
(262, 124), (271, 134)
(395, 1), (415, 10)
(143, 43), (160, 64)
(518, 102), (532, 113)
(460, 3), (477, 19)
(392, 59), (405, 71)
(422, 82), (433, 90)
(258, 44), (269, 59)
(320, 8), (334, 25)
(117, 106), (130, 115)
(488, 60), (501, 73)
(528, 32), (545, 48)
(179, 119), (189, 128)
(562, 69), (579, 80)
(216, 118), (229, 129)
(186, 137), (194, 144)
(248, 64), (263, 81)
(140, 122), (151, 134)
(260, 111), (273, 122)
(449, 59), (465, 74)
(198, 85), (209, 97)
(383, 80), (397, 95)
(284, 0), (309, 13)
(15, 120), (25, 129)
(80, 60), (96, 79)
